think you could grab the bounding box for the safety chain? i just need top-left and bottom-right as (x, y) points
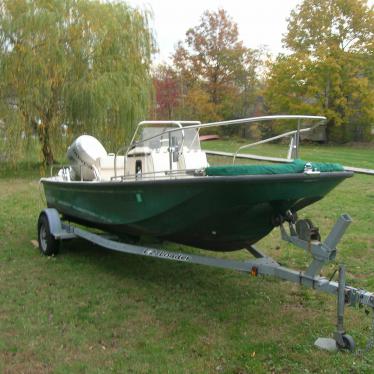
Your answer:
(356, 309), (374, 356)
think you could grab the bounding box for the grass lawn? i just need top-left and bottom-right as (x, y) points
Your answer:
(1, 145), (374, 373)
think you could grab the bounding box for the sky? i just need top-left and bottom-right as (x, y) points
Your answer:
(127, 0), (303, 63)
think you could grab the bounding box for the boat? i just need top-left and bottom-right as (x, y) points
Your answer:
(38, 115), (374, 353)
(40, 115), (353, 251)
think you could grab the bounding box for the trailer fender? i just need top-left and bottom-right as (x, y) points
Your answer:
(39, 208), (66, 239)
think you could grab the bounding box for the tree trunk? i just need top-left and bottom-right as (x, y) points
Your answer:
(324, 79), (331, 143)
(38, 122), (54, 166)
(325, 118), (337, 143)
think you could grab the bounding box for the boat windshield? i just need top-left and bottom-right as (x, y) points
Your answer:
(140, 126), (201, 150)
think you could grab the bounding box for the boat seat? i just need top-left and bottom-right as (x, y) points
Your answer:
(98, 155), (125, 180)
(125, 146), (155, 177)
(151, 150), (173, 173)
(205, 159), (344, 176)
(178, 148), (209, 170)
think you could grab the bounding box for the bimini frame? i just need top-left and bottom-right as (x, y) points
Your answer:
(39, 207), (374, 352)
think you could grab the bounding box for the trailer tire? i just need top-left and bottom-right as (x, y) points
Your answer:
(37, 213), (60, 256)
(342, 334), (355, 352)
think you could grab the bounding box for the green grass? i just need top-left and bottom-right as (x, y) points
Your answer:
(202, 140), (374, 169)
(1, 147), (374, 373)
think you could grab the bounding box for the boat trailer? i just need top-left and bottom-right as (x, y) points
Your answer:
(37, 208), (374, 352)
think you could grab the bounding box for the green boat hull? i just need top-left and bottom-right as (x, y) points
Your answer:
(41, 172), (352, 251)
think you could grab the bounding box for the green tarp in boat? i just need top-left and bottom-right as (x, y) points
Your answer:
(205, 159), (344, 176)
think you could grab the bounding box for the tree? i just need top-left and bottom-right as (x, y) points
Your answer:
(153, 65), (180, 120)
(264, 0), (374, 142)
(0, 0), (153, 165)
(177, 86), (220, 123)
(173, 9), (260, 122)
(285, 0), (374, 55)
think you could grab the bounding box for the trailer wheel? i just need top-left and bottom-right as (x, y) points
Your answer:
(37, 213), (60, 256)
(342, 334), (355, 352)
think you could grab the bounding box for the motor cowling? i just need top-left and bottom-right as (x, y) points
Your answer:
(67, 135), (107, 181)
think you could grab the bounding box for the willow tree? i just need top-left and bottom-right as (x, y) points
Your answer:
(0, 0), (153, 165)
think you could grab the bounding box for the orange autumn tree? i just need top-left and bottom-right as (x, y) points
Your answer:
(170, 9), (261, 124)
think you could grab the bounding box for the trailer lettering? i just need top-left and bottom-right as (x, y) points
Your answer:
(143, 249), (190, 261)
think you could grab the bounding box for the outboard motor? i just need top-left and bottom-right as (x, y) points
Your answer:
(67, 135), (107, 181)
